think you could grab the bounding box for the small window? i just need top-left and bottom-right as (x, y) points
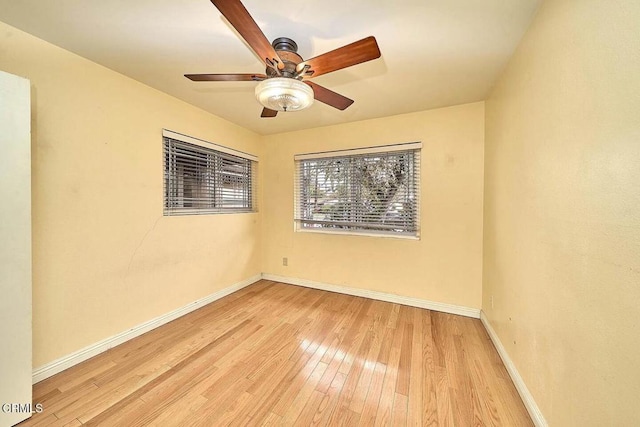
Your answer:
(163, 130), (257, 215)
(294, 143), (421, 237)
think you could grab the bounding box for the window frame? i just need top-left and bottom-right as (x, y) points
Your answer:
(163, 129), (258, 216)
(294, 142), (421, 239)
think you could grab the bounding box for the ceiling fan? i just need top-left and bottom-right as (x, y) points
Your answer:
(185, 0), (382, 118)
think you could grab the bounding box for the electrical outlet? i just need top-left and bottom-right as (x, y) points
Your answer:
(282, 257), (288, 267)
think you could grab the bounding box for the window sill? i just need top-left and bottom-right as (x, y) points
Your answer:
(295, 227), (420, 240)
(164, 209), (258, 216)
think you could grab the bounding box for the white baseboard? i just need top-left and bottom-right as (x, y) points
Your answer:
(32, 274), (262, 384)
(262, 274), (480, 319)
(480, 311), (547, 427)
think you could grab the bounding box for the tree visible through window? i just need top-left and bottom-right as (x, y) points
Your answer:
(295, 144), (420, 236)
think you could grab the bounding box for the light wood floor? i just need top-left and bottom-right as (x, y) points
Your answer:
(20, 280), (532, 426)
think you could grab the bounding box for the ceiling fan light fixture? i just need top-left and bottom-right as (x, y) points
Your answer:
(255, 77), (314, 112)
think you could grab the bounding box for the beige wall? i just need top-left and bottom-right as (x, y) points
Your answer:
(1, 19), (484, 372)
(0, 21), (263, 367)
(483, 1), (640, 425)
(262, 103), (485, 308)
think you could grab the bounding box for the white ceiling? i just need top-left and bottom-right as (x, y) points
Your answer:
(0, 0), (540, 135)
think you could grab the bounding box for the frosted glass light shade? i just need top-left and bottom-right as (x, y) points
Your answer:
(255, 77), (314, 112)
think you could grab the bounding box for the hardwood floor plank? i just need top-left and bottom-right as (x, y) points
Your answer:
(75, 365), (172, 423)
(318, 297), (365, 366)
(185, 376), (254, 426)
(407, 307), (424, 426)
(21, 281), (533, 427)
(52, 418), (82, 427)
(348, 328), (385, 413)
(213, 392), (254, 426)
(314, 336), (344, 395)
(280, 361), (328, 424)
(244, 322), (302, 384)
(421, 310), (439, 426)
(435, 366), (455, 425)
(33, 358), (115, 400)
(387, 304), (401, 329)
(15, 413), (58, 427)
(258, 411), (281, 426)
(146, 395), (208, 427)
(27, 382), (99, 419)
(295, 389), (328, 426)
(373, 318), (405, 427)
(451, 333), (475, 425)
(309, 371), (347, 426)
(356, 325), (394, 426)
(391, 392), (408, 426)
(357, 360), (387, 427)
(270, 330), (332, 416)
(326, 328), (374, 425)
(316, 298), (370, 393)
(246, 330), (328, 421)
(396, 321), (413, 395)
(82, 397), (148, 427)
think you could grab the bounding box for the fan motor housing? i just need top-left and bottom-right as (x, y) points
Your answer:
(267, 37), (303, 78)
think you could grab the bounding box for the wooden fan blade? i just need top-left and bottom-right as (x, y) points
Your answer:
(185, 73), (266, 81)
(296, 36), (381, 78)
(305, 81), (354, 110)
(261, 107), (278, 118)
(211, 0), (284, 70)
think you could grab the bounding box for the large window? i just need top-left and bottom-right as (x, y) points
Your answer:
(294, 143), (421, 237)
(163, 130), (257, 215)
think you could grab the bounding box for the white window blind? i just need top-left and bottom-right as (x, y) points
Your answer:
(294, 143), (421, 237)
(163, 131), (257, 215)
